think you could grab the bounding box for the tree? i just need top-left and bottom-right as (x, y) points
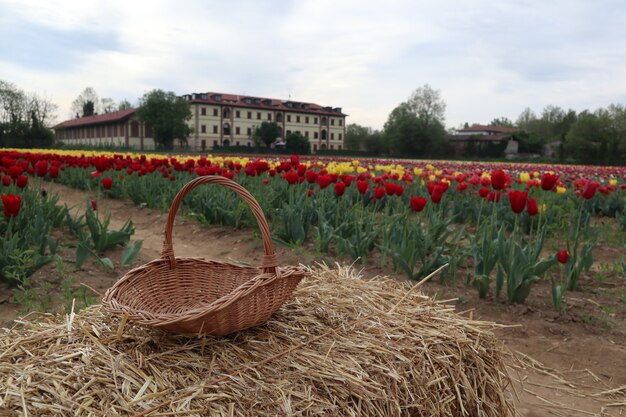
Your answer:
(363, 131), (387, 154)
(285, 132), (311, 154)
(565, 111), (609, 164)
(383, 88), (447, 157)
(254, 121), (281, 148)
(405, 84), (446, 125)
(71, 87), (100, 118)
(516, 108), (537, 131)
(136, 90), (192, 150)
(345, 123), (370, 151)
(101, 97), (116, 113)
(489, 117), (514, 127)
(118, 99), (132, 111)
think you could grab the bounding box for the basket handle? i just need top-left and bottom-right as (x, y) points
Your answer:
(161, 176), (277, 274)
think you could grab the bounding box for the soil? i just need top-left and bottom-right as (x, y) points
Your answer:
(1, 182), (625, 416)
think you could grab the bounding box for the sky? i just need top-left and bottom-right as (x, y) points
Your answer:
(2, 0), (626, 130)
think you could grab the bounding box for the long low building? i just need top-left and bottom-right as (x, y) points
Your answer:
(54, 91), (347, 152)
(53, 108), (155, 150)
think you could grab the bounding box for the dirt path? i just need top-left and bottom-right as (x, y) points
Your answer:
(2, 182), (625, 416)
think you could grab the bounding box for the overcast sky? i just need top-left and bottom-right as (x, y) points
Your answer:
(2, 0), (625, 130)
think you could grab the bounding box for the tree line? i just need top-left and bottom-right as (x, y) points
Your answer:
(0, 80), (56, 148)
(345, 85), (626, 164)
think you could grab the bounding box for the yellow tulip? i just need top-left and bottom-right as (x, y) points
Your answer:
(519, 172), (530, 183)
(556, 186), (566, 194)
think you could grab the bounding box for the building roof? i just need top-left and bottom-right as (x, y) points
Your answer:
(54, 108), (136, 129)
(457, 124), (518, 134)
(448, 134), (511, 142)
(185, 92), (347, 116)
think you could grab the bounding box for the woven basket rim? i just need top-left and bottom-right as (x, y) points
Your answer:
(103, 259), (309, 324)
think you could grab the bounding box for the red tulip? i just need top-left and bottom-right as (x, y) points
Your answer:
(263, 179), (269, 185)
(16, 175), (28, 188)
(541, 173), (558, 191)
(430, 184), (445, 204)
(334, 181), (346, 197)
(91, 199), (98, 211)
(290, 154), (300, 166)
(101, 177), (113, 189)
(491, 170), (507, 190)
(34, 160), (48, 177)
(527, 197), (538, 216)
(582, 181), (598, 200)
(8, 165), (23, 179)
(557, 250), (569, 264)
(317, 174), (332, 189)
(478, 187), (490, 198)
(410, 196), (427, 212)
(374, 187), (385, 200)
(1, 176), (11, 187)
(48, 166), (59, 179)
(1, 194), (21, 218)
(305, 170), (318, 184)
(357, 180), (369, 194)
(384, 182), (397, 196)
(284, 171), (299, 185)
(507, 190), (528, 214)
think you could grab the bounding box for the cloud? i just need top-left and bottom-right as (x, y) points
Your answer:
(1, 0), (626, 129)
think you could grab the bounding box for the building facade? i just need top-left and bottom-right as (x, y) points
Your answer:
(54, 109), (156, 150)
(183, 92), (347, 152)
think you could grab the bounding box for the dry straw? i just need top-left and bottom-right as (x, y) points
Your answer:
(1, 265), (515, 416)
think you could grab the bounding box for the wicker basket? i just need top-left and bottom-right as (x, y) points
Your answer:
(102, 176), (309, 336)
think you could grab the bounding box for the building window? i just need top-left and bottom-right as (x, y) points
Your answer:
(331, 119), (335, 126)
(314, 132), (318, 139)
(338, 145), (342, 150)
(236, 110), (240, 118)
(305, 116), (309, 124)
(236, 141), (240, 146)
(236, 127), (240, 135)
(338, 133), (342, 140)
(296, 116), (300, 123)
(305, 131), (309, 138)
(286, 130), (291, 135)
(213, 109), (219, 117)
(247, 142), (251, 147)
(287, 115), (291, 122)
(313, 144), (317, 151)
(247, 111), (252, 119)
(276, 113), (283, 122)
(201, 125), (206, 133)
(201, 107), (206, 116)
(213, 125), (218, 134)
(314, 117), (318, 124)
(267, 113), (272, 121)
(330, 145), (334, 149)
(247, 127), (252, 135)
(257, 112), (261, 120)
(339, 119), (343, 126)
(213, 140), (218, 146)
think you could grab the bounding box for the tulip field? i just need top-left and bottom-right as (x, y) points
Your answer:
(0, 148), (625, 311)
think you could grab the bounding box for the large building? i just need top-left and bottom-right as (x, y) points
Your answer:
(53, 91), (347, 152)
(183, 92), (346, 152)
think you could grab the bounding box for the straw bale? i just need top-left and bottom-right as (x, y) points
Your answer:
(0, 265), (515, 416)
